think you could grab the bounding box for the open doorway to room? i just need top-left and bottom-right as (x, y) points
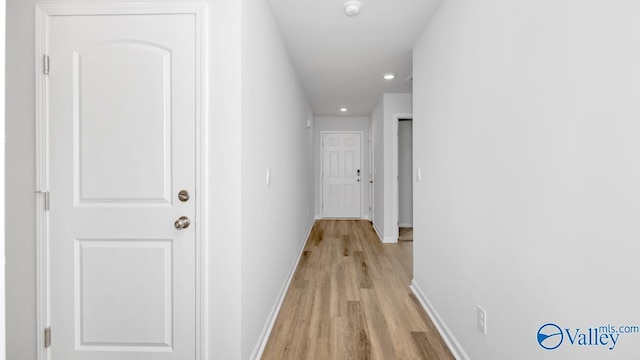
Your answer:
(396, 118), (413, 241)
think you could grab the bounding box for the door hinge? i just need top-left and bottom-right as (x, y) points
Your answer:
(43, 55), (50, 75)
(44, 326), (52, 348)
(36, 190), (50, 211)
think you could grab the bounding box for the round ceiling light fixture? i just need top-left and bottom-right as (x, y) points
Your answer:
(344, 1), (362, 17)
(383, 73), (396, 80)
(340, 108), (348, 112)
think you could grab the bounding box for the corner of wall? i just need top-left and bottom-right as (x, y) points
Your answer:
(410, 281), (471, 360)
(249, 220), (314, 359)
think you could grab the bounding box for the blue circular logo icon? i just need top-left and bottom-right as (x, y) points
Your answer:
(537, 323), (563, 350)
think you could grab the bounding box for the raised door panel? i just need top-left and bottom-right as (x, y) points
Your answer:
(76, 239), (172, 351)
(76, 43), (171, 205)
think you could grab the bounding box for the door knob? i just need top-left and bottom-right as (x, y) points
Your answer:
(175, 216), (191, 229)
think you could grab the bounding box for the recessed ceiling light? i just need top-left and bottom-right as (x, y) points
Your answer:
(340, 108), (348, 112)
(383, 73), (395, 80)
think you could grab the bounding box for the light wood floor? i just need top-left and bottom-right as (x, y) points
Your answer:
(261, 220), (455, 360)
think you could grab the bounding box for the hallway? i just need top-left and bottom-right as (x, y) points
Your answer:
(262, 220), (454, 359)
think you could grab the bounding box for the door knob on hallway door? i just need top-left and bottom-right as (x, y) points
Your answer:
(175, 216), (191, 229)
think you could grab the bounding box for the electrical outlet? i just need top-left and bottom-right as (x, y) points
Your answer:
(477, 305), (487, 335)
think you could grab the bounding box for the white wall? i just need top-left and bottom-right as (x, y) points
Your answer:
(240, 0), (315, 358)
(6, 1), (38, 356)
(207, 1), (244, 358)
(412, 1), (640, 359)
(398, 120), (413, 227)
(370, 94), (412, 241)
(314, 116), (370, 219)
(370, 99), (385, 237)
(0, 0), (6, 357)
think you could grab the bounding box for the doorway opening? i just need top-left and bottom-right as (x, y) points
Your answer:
(395, 117), (413, 241)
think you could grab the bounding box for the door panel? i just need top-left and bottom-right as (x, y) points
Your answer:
(48, 12), (197, 360)
(76, 239), (172, 350)
(322, 133), (362, 218)
(76, 42), (171, 204)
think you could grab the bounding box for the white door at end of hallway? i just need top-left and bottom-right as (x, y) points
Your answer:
(46, 11), (198, 360)
(322, 133), (362, 218)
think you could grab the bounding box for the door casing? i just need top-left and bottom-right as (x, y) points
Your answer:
(34, 3), (209, 359)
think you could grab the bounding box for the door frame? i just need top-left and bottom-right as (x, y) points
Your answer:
(0, 0), (5, 355)
(368, 128), (374, 221)
(392, 113), (412, 240)
(320, 131), (364, 219)
(34, 3), (209, 359)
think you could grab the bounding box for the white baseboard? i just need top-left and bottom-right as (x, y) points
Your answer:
(250, 220), (315, 359)
(382, 235), (397, 243)
(410, 280), (470, 360)
(361, 215), (370, 220)
(372, 222), (396, 243)
(399, 222), (413, 227)
(371, 222), (384, 242)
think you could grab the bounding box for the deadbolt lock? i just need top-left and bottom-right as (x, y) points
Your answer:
(178, 190), (190, 202)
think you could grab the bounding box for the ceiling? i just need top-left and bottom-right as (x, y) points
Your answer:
(267, 0), (441, 116)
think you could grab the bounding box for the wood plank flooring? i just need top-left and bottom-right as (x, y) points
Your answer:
(261, 220), (455, 360)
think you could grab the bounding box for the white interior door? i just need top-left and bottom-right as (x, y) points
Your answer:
(47, 11), (198, 360)
(322, 133), (362, 218)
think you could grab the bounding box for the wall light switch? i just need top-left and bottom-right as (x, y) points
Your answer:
(416, 168), (422, 182)
(266, 168), (271, 185)
(307, 119), (312, 128)
(477, 305), (487, 335)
